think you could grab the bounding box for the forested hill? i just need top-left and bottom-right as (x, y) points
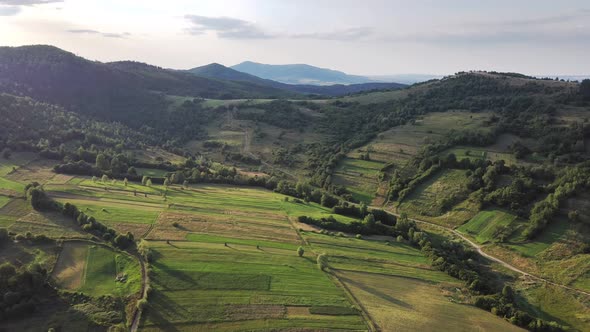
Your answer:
(0, 45), (296, 122)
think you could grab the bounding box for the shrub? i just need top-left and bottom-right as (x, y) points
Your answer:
(137, 299), (148, 310)
(297, 246), (304, 257)
(317, 253), (328, 271)
(355, 234), (362, 239)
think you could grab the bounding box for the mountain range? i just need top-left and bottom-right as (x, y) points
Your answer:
(189, 63), (406, 96)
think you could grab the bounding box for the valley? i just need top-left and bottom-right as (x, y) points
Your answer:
(0, 45), (589, 332)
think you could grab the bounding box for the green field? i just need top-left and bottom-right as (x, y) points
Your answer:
(332, 158), (385, 204)
(458, 210), (519, 244)
(445, 147), (517, 165)
(338, 270), (524, 332)
(507, 219), (570, 257)
(53, 243), (141, 298)
(140, 240), (366, 331)
(397, 169), (475, 226)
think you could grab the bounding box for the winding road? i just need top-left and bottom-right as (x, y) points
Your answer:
(380, 208), (590, 297)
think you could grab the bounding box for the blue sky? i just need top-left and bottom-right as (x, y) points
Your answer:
(0, 0), (588, 75)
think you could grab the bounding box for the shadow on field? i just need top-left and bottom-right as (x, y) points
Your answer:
(338, 274), (413, 309)
(150, 261), (196, 291)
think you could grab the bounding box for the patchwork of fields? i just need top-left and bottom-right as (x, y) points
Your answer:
(2, 152), (589, 331)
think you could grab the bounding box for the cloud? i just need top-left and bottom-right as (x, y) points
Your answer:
(184, 15), (373, 41)
(381, 9), (590, 45)
(0, 0), (61, 5)
(0, 5), (20, 15)
(185, 15), (272, 39)
(0, 0), (61, 16)
(67, 29), (131, 39)
(291, 27), (374, 41)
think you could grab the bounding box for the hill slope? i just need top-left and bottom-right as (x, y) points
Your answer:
(0, 45), (296, 123)
(231, 61), (375, 85)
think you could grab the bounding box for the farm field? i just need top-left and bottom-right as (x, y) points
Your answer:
(396, 169), (477, 227)
(458, 209), (520, 244)
(333, 158), (385, 204)
(444, 147), (517, 165)
(140, 239), (367, 331)
(299, 232), (522, 331)
(52, 242), (142, 298)
(337, 270), (524, 332)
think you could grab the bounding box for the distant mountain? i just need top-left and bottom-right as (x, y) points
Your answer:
(190, 63), (406, 96)
(231, 61), (375, 85)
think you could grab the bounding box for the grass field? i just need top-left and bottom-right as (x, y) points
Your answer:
(443, 147), (517, 165)
(397, 169), (476, 226)
(333, 158), (385, 204)
(52, 242), (141, 298)
(140, 240), (366, 331)
(458, 210), (519, 244)
(507, 219), (570, 258)
(338, 270), (524, 332)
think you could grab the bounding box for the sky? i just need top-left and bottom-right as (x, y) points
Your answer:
(0, 0), (589, 76)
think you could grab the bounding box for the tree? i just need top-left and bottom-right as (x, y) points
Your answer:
(568, 210), (580, 222)
(128, 166), (137, 175)
(183, 180), (188, 189)
(297, 246), (304, 257)
(95, 153), (110, 170)
(2, 148), (11, 159)
(146, 178), (152, 187)
(363, 213), (376, 228)
(164, 178), (170, 187)
(502, 285), (514, 302)
(317, 253), (328, 271)
(359, 202), (368, 216)
(92, 176), (97, 183)
(141, 176), (148, 186)
(101, 174), (109, 183)
(580, 79), (590, 100)
(124, 178), (129, 186)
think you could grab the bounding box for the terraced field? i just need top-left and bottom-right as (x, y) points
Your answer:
(396, 169), (477, 227)
(333, 158), (385, 204)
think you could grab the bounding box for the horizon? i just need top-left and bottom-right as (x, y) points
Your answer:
(1, 1), (589, 77)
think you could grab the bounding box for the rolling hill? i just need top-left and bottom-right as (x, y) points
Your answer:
(0, 45), (297, 123)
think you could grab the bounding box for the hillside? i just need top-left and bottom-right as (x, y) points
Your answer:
(232, 60), (376, 85)
(0, 45), (296, 124)
(190, 62), (406, 96)
(2, 45), (590, 331)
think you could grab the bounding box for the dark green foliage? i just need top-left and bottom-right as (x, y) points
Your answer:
(580, 79), (590, 100)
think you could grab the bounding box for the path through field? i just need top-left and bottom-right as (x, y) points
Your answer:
(378, 208), (590, 297)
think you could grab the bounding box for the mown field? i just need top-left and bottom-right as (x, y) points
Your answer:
(51, 242), (142, 297)
(300, 232), (523, 331)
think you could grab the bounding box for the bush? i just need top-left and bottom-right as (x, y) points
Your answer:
(317, 253), (328, 271)
(137, 299), (148, 310)
(297, 246), (304, 257)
